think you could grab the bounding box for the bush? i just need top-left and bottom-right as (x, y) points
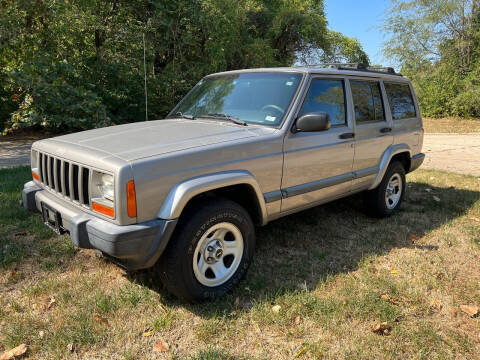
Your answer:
(6, 60), (111, 132)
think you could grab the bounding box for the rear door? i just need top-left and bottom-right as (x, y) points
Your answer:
(349, 78), (393, 190)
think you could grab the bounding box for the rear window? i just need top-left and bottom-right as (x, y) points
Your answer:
(384, 82), (417, 120)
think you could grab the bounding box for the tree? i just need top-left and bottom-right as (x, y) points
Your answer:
(0, 0), (371, 133)
(382, 0), (480, 117)
(297, 30), (370, 65)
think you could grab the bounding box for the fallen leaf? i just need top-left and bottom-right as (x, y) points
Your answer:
(460, 305), (479, 318)
(0, 344), (27, 360)
(425, 188), (432, 193)
(153, 340), (169, 352)
(295, 346), (308, 358)
(391, 269), (398, 274)
(93, 313), (108, 325)
(379, 294), (399, 305)
(67, 343), (74, 352)
(431, 299), (442, 311)
(372, 322), (392, 336)
(271, 305), (281, 313)
(294, 315), (301, 325)
(45, 296), (56, 310)
(233, 297), (240, 307)
(409, 234), (420, 242)
(39, 330), (45, 339)
(433, 196), (440, 202)
(142, 330), (154, 337)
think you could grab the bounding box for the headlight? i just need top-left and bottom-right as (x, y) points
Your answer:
(92, 171), (114, 201)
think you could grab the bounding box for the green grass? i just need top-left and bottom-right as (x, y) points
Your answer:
(1, 166), (479, 359)
(0, 167), (75, 269)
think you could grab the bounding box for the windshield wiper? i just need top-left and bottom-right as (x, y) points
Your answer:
(169, 112), (195, 120)
(200, 113), (247, 126)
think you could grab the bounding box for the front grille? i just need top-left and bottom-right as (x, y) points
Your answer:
(37, 152), (91, 206)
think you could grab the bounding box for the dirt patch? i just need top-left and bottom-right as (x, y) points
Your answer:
(422, 133), (480, 176)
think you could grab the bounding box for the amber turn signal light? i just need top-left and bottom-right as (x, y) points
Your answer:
(32, 171), (40, 181)
(126, 180), (137, 218)
(92, 201), (115, 217)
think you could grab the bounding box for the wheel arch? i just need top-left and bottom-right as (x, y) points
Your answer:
(369, 144), (411, 190)
(156, 171), (268, 226)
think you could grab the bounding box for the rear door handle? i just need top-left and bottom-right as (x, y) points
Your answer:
(380, 127), (392, 133)
(339, 132), (355, 139)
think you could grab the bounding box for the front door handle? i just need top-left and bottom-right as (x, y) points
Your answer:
(380, 127), (392, 133)
(339, 132), (355, 139)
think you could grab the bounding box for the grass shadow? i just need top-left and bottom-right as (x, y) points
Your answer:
(129, 175), (480, 317)
(2, 167), (479, 321)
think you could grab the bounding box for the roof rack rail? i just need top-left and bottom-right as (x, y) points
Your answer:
(296, 63), (402, 76)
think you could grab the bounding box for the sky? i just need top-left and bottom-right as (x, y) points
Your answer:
(324, 0), (392, 68)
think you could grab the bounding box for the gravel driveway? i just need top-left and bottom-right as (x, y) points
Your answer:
(0, 138), (36, 169)
(1, 133), (480, 176)
(421, 133), (480, 177)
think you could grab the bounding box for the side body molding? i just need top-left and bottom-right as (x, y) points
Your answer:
(157, 170), (269, 225)
(369, 144), (412, 190)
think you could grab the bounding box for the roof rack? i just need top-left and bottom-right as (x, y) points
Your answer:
(297, 63), (402, 76)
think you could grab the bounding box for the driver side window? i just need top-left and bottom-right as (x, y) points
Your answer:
(299, 79), (346, 126)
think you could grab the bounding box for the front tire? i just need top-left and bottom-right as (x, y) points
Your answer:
(157, 198), (255, 302)
(365, 161), (406, 218)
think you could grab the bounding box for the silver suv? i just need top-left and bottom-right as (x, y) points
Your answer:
(22, 64), (425, 301)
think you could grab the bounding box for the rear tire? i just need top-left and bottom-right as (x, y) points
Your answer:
(365, 161), (406, 218)
(156, 198), (255, 302)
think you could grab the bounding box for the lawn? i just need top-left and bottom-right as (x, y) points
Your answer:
(1, 167), (479, 359)
(423, 117), (480, 133)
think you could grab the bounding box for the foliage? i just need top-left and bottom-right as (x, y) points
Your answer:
(0, 0), (369, 133)
(382, 0), (480, 118)
(298, 30), (370, 65)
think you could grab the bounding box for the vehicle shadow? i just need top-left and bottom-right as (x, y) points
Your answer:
(127, 180), (479, 317)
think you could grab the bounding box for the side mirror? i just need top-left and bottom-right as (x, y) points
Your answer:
(293, 112), (331, 133)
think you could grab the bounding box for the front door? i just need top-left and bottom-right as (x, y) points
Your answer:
(281, 77), (355, 212)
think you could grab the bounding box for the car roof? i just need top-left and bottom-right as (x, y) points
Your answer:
(207, 66), (410, 82)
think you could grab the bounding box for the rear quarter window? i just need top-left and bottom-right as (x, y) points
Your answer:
(384, 82), (417, 120)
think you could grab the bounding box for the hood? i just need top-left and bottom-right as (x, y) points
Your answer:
(47, 119), (272, 162)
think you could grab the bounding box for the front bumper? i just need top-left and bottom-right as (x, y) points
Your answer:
(22, 181), (177, 271)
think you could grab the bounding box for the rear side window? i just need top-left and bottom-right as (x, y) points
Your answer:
(384, 82), (417, 120)
(350, 81), (385, 123)
(299, 79), (346, 126)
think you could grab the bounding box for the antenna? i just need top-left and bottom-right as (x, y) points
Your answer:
(143, 33), (148, 121)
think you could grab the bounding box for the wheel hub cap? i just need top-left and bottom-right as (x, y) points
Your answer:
(385, 173), (402, 209)
(193, 222), (244, 287)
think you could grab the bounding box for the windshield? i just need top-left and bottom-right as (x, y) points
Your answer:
(169, 72), (303, 126)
